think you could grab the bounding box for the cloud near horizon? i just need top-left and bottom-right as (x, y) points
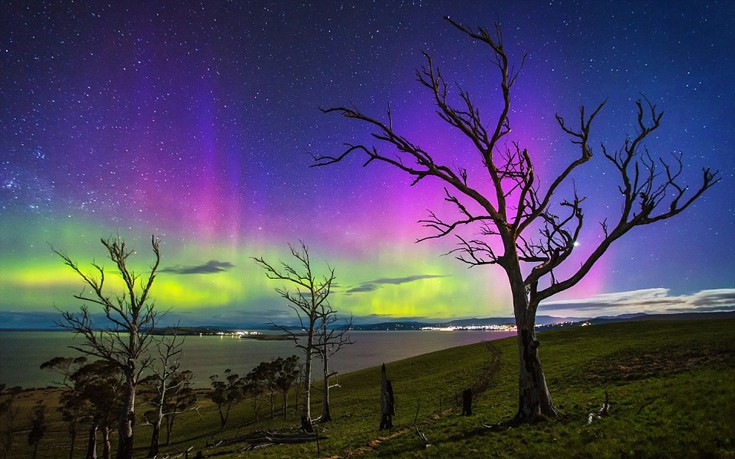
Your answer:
(345, 274), (449, 294)
(539, 288), (735, 317)
(160, 260), (235, 275)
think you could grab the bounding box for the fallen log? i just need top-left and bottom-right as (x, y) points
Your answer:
(211, 430), (327, 451)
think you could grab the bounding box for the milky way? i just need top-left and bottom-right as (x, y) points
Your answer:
(1, 1), (733, 326)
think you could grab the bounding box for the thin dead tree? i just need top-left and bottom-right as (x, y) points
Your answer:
(141, 333), (186, 458)
(314, 18), (719, 422)
(160, 369), (196, 447)
(253, 241), (335, 433)
(316, 311), (354, 423)
(54, 235), (162, 457)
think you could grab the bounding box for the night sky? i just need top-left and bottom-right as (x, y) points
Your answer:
(1, 1), (733, 328)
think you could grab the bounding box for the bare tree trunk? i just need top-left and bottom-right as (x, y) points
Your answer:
(301, 343), (314, 432)
(147, 423), (161, 458)
(506, 258), (558, 422)
(164, 416), (174, 446)
(516, 328), (557, 420)
(462, 389), (472, 416)
(379, 364), (394, 429)
(101, 426), (112, 459)
(146, 392), (163, 456)
(85, 424), (97, 459)
(293, 383), (300, 417)
(117, 376), (136, 459)
(321, 352), (332, 422)
(67, 423), (77, 459)
(147, 369), (167, 457)
(119, 329), (140, 459)
(253, 397), (260, 421)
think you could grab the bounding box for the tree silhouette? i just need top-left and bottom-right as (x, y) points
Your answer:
(248, 360), (279, 418)
(70, 360), (125, 459)
(245, 356), (301, 420)
(0, 385), (21, 459)
(54, 235), (162, 456)
(253, 241), (335, 432)
(315, 18), (719, 422)
(274, 356), (300, 420)
(27, 401), (47, 459)
(243, 367), (266, 421)
(208, 369), (244, 430)
(40, 356), (88, 459)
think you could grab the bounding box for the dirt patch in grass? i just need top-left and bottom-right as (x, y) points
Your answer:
(341, 427), (411, 457)
(585, 342), (735, 383)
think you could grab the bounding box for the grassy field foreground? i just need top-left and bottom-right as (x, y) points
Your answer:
(4, 317), (735, 458)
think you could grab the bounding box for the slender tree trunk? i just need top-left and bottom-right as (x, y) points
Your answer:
(147, 380), (166, 457)
(68, 423), (77, 459)
(293, 382), (300, 416)
(379, 364), (394, 429)
(301, 334), (314, 432)
(117, 357), (137, 459)
(165, 416), (174, 446)
(218, 406), (229, 431)
(117, 382), (135, 459)
(147, 423), (161, 458)
(101, 426), (111, 459)
(282, 391), (288, 419)
(85, 424), (97, 459)
(321, 350), (332, 422)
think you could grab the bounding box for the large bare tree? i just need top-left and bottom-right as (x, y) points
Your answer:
(253, 241), (335, 432)
(54, 235), (161, 457)
(314, 18), (719, 422)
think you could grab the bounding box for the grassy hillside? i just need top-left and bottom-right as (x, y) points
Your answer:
(3, 317), (734, 458)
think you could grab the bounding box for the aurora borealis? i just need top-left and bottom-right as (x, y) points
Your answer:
(1, 1), (733, 328)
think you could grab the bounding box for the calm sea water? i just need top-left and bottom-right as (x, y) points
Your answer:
(0, 330), (515, 388)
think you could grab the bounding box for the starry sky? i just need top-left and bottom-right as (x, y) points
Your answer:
(1, 1), (733, 328)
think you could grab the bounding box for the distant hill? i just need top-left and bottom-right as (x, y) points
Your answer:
(589, 310), (735, 324)
(349, 311), (735, 331)
(350, 315), (583, 331)
(3, 310), (733, 332)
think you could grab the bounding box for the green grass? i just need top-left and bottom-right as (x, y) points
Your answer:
(4, 317), (734, 458)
